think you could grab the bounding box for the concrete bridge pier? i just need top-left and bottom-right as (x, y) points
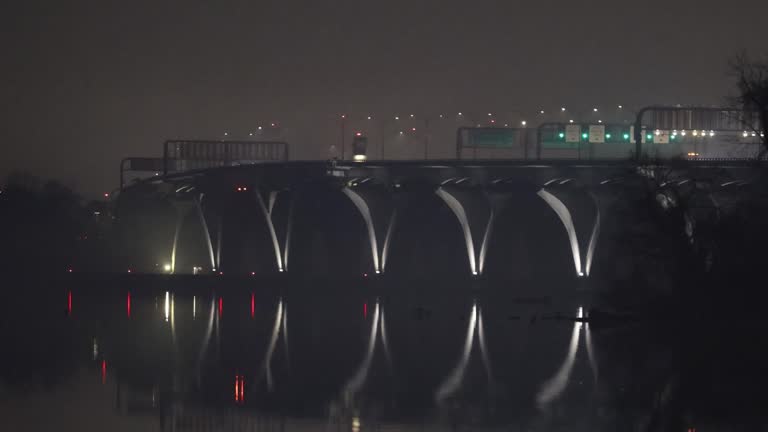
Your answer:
(169, 193), (220, 274)
(537, 181), (601, 278)
(342, 185), (397, 275)
(435, 185), (509, 276)
(254, 189), (294, 273)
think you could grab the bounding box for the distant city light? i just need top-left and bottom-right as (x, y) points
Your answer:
(581, 132), (588, 139)
(224, 132), (229, 136)
(458, 112), (463, 116)
(558, 132), (565, 138)
(271, 123), (276, 127)
(593, 108), (598, 112)
(353, 154), (367, 162)
(647, 134), (653, 140)
(540, 110), (545, 114)
(411, 127), (416, 131)
(623, 133), (630, 140)
(743, 131), (750, 138)
(521, 120), (527, 126)
(341, 114), (346, 119)
(439, 114), (444, 118)
(249, 133), (253, 136)
(618, 105), (623, 109)
(487, 113), (492, 116)
(367, 116), (372, 120)
(692, 130), (699, 136)
(709, 130), (715, 137)
(410, 114), (414, 118)
(569, 119), (574, 123)
(561, 107), (566, 112)
(355, 132), (362, 136)
(395, 116), (400, 120)
(399, 131), (404, 135)
(597, 120), (602, 123)
(163, 263), (171, 272)
(655, 129), (661, 136)
(681, 130), (687, 136)
(258, 126), (262, 130)
(606, 133), (612, 139)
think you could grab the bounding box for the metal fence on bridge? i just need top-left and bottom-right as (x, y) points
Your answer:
(163, 140), (289, 175)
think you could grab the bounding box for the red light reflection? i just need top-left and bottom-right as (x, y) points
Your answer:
(126, 292), (131, 318)
(219, 297), (223, 318)
(67, 290), (72, 316)
(101, 360), (106, 384)
(250, 293), (255, 318)
(234, 375), (245, 402)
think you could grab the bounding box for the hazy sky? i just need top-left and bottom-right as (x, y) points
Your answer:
(2, 0), (767, 196)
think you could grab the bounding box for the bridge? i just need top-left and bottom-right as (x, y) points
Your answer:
(115, 154), (765, 282)
(112, 106), (767, 280)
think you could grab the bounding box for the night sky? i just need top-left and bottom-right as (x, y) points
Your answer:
(2, 0), (766, 197)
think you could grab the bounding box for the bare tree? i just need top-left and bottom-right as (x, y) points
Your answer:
(729, 52), (768, 154)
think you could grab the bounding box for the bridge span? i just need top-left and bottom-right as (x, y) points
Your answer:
(116, 158), (767, 280)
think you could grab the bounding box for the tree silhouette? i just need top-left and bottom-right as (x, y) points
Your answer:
(729, 52), (768, 154)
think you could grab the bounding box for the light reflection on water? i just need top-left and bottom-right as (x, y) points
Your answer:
(6, 283), (615, 430)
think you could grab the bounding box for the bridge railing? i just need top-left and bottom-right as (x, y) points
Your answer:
(120, 157), (165, 190)
(162, 140), (289, 175)
(633, 106), (765, 161)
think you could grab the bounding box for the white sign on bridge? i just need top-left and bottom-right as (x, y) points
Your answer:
(588, 125), (605, 143)
(565, 125), (581, 143)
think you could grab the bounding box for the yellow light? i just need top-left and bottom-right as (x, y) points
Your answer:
(353, 154), (367, 162)
(163, 264), (171, 272)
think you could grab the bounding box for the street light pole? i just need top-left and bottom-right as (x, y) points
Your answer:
(340, 116), (346, 160)
(423, 118), (430, 160)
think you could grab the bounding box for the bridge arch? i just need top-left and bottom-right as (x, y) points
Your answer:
(537, 180), (601, 277)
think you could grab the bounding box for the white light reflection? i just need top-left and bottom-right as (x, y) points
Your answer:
(585, 320), (598, 383)
(435, 303), (491, 403)
(342, 301), (391, 406)
(260, 299), (288, 392)
(196, 298), (216, 385)
(535, 307), (583, 408)
(164, 291), (170, 322)
(192, 296), (196, 320)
